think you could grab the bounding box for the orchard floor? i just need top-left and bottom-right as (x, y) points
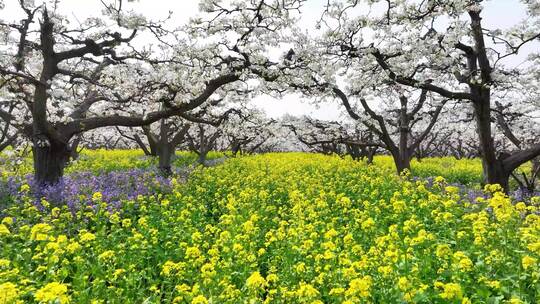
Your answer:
(0, 152), (539, 303)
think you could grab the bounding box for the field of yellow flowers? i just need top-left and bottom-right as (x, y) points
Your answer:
(0, 153), (539, 303)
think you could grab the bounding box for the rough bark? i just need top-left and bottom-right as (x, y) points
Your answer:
(156, 144), (173, 175)
(32, 139), (71, 185)
(198, 150), (209, 165)
(142, 126), (159, 156)
(397, 95), (411, 172)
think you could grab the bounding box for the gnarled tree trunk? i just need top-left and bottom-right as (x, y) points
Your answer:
(157, 144), (174, 175)
(471, 90), (509, 190)
(198, 150), (208, 165)
(390, 147), (411, 174)
(33, 137), (71, 185)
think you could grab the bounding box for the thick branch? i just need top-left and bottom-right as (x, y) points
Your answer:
(409, 101), (447, 153)
(332, 87), (361, 120)
(170, 124), (191, 147)
(55, 30), (137, 62)
(63, 73), (240, 135)
(468, 11), (492, 84)
(371, 50), (472, 100)
(495, 101), (522, 148)
(503, 144), (540, 173)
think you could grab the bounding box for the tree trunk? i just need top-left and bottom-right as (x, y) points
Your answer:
(493, 170), (510, 192)
(133, 134), (155, 156)
(157, 144), (173, 176)
(346, 144), (361, 160)
(472, 99), (508, 190)
(394, 155), (411, 174)
(367, 148), (375, 164)
(397, 147), (411, 173)
(531, 158), (540, 193)
(390, 147), (411, 174)
(148, 140), (158, 156)
(231, 142), (241, 156)
(198, 150), (208, 165)
(33, 138), (71, 185)
(500, 144), (540, 193)
(416, 152), (423, 162)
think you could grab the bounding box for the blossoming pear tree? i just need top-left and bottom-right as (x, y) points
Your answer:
(316, 0), (540, 191)
(335, 86), (448, 173)
(272, 39), (449, 172)
(0, 0), (304, 184)
(284, 115), (380, 161)
(220, 107), (277, 156)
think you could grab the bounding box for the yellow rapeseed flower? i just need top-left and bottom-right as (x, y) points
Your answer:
(98, 250), (115, 262)
(185, 246), (201, 259)
(522, 255), (537, 270)
(91, 192), (103, 202)
(1, 217), (13, 226)
(0, 224), (10, 235)
(121, 219), (132, 228)
(34, 282), (70, 304)
(20, 184), (30, 192)
(79, 232), (96, 243)
(506, 296), (524, 304)
(0, 259), (10, 269)
(296, 282), (319, 299)
(191, 295), (208, 304)
(266, 274), (279, 284)
(397, 277), (411, 291)
(346, 276), (372, 298)
(30, 223), (52, 241)
(437, 282), (462, 300)
(324, 228), (338, 239)
(329, 287), (345, 296)
(0, 282), (18, 303)
(434, 176), (445, 184)
(246, 271), (266, 290)
(66, 241), (81, 253)
(435, 244), (452, 258)
(361, 218), (375, 230)
(161, 261), (184, 277)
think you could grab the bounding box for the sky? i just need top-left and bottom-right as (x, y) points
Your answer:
(1, 0), (535, 121)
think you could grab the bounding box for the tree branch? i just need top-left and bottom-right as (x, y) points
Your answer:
(503, 144), (540, 173)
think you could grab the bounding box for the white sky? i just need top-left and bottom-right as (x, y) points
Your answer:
(2, 0), (534, 121)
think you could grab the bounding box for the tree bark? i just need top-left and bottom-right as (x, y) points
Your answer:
(142, 126), (159, 156)
(391, 148), (411, 174)
(157, 144), (173, 176)
(33, 138), (71, 185)
(134, 134), (154, 156)
(198, 150), (208, 165)
(231, 142), (241, 156)
(366, 147), (376, 164)
(397, 95), (411, 173)
(31, 11), (68, 186)
(472, 99), (508, 190)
